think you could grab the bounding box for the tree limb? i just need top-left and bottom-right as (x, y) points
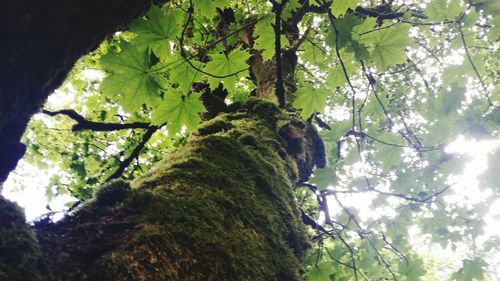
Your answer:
(42, 109), (151, 131)
(106, 125), (160, 181)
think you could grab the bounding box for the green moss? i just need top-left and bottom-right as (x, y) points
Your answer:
(37, 99), (323, 280)
(197, 118), (234, 136)
(0, 197), (45, 281)
(92, 179), (131, 207)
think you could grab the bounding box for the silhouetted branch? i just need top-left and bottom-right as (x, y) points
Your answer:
(177, 1), (249, 79)
(322, 184), (451, 203)
(270, 0), (289, 108)
(106, 125), (160, 181)
(42, 109), (150, 132)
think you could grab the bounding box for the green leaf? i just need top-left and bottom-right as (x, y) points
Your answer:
(489, 16), (500, 40)
(253, 16), (275, 61)
(359, 24), (414, 69)
(151, 91), (207, 134)
(293, 84), (330, 119)
(253, 16), (286, 61)
(193, 0), (229, 19)
(129, 6), (180, 62)
(421, 211), (450, 234)
(282, 0), (301, 20)
(331, 0), (359, 17)
(326, 56), (359, 89)
(167, 57), (204, 93)
(351, 18), (377, 59)
(451, 259), (486, 281)
(309, 166), (337, 189)
(372, 132), (405, 170)
(100, 43), (163, 112)
(351, 18), (377, 41)
(305, 261), (336, 281)
(204, 48), (251, 90)
(398, 256), (426, 281)
(475, 0), (500, 15)
(330, 15), (364, 49)
(425, 0), (464, 21)
(430, 84), (465, 117)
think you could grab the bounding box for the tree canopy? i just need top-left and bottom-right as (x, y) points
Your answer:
(4, 0), (500, 280)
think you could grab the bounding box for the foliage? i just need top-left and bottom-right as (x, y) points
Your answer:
(13, 0), (500, 280)
(36, 100), (310, 280)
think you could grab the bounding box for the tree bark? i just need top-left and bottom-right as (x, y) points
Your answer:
(0, 3), (327, 279)
(1, 99), (325, 280)
(0, 0), (160, 182)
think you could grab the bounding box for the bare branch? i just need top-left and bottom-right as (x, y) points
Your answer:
(270, 0), (290, 108)
(42, 109), (150, 132)
(106, 125), (160, 181)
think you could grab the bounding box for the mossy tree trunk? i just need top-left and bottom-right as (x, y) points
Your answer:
(0, 2), (326, 280)
(1, 100), (324, 280)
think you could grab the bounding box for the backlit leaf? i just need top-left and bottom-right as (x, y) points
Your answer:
(129, 6), (180, 61)
(359, 24), (414, 69)
(425, 0), (464, 21)
(293, 84), (330, 119)
(331, 0), (359, 17)
(100, 43), (163, 112)
(151, 91), (206, 134)
(204, 48), (251, 90)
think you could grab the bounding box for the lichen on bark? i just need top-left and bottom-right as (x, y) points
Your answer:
(31, 99), (324, 281)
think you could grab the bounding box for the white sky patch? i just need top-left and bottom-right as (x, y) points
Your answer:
(2, 160), (75, 222)
(445, 135), (499, 204)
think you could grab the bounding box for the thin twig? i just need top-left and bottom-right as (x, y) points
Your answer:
(457, 20), (496, 107)
(178, 1), (248, 79)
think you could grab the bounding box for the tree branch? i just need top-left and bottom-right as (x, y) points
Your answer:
(270, 0), (289, 108)
(177, 1), (249, 79)
(42, 109), (150, 132)
(106, 125), (160, 181)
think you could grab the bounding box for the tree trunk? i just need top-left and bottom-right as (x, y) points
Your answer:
(0, 0), (160, 182)
(1, 99), (324, 280)
(0, 2), (327, 279)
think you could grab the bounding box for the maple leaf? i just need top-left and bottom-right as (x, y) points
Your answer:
(359, 24), (414, 69)
(129, 6), (180, 62)
(100, 43), (165, 112)
(193, 0), (229, 19)
(331, 0), (359, 17)
(292, 84), (330, 119)
(152, 91), (206, 134)
(203, 48), (251, 90)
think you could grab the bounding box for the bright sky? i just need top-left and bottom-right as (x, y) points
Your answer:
(2, 161), (75, 222)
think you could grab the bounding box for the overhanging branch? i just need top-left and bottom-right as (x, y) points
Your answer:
(42, 109), (150, 132)
(106, 125), (160, 181)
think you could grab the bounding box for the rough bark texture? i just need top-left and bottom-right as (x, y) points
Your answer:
(0, 99), (325, 280)
(0, 3), (327, 280)
(0, 0), (161, 182)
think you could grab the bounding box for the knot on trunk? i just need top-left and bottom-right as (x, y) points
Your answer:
(278, 117), (326, 183)
(229, 98), (326, 183)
